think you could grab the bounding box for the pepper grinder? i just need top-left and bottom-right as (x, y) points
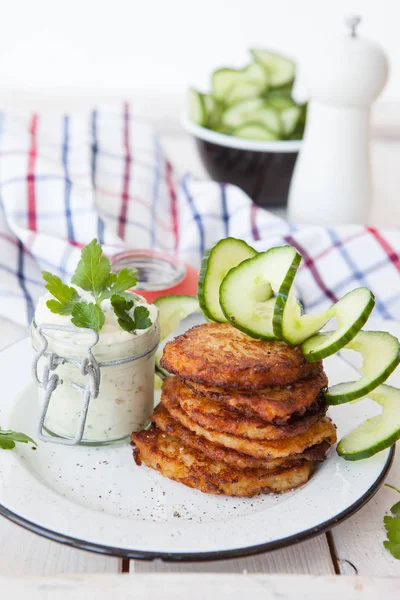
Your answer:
(288, 16), (388, 225)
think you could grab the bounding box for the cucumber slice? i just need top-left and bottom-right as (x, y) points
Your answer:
(264, 94), (295, 111)
(251, 49), (295, 88)
(326, 331), (400, 405)
(212, 68), (239, 101)
(280, 106), (302, 137)
(212, 62), (268, 104)
(232, 122), (279, 141)
(337, 384), (400, 460)
(242, 62), (269, 92)
(300, 288), (375, 360)
(153, 295), (200, 376)
(219, 246), (301, 340)
(276, 286), (374, 351)
(227, 82), (263, 105)
(222, 98), (266, 128)
(249, 107), (281, 134)
(154, 295), (200, 341)
(189, 88), (206, 126)
(198, 238), (257, 323)
(203, 94), (223, 129)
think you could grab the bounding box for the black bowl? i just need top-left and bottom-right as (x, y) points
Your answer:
(183, 119), (301, 208)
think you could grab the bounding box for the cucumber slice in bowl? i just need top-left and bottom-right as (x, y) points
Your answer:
(222, 98), (266, 128)
(280, 106), (302, 137)
(198, 238), (257, 322)
(189, 89), (206, 126)
(153, 295), (201, 377)
(277, 287), (375, 356)
(219, 246), (301, 340)
(326, 331), (400, 405)
(251, 49), (295, 88)
(337, 384), (400, 460)
(212, 65), (266, 103)
(227, 82), (263, 105)
(232, 122), (279, 141)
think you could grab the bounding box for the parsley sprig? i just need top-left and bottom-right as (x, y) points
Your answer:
(384, 483), (400, 559)
(0, 428), (36, 450)
(111, 295), (152, 333)
(42, 239), (151, 333)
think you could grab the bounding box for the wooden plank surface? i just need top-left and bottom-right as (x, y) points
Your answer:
(0, 317), (120, 576)
(132, 535), (335, 574)
(0, 518), (120, 576)
(0, 574), (399, 599)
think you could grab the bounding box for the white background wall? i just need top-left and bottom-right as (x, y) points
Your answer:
(0, 0), (398, 107)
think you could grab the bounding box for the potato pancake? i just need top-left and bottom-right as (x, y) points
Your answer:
(160, 322), (309, 389)
(161, 386), (337, 459)
(152, 403), (330, 470)
(131, 427), (315, 497)
(186, 367), (328, 424)
(163, 376), (326, 440)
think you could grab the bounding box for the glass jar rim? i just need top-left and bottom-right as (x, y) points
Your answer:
(111, 249), (186, 292)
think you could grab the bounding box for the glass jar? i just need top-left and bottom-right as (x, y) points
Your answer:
(111, 249), (198, 304)
(30, 318), (160, 445)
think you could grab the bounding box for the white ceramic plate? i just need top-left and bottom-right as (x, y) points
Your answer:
(0, 315), (396, 561)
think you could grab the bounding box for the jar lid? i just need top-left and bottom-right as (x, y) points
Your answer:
(111, 249), (186, 292)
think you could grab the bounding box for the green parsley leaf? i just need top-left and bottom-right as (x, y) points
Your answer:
(71, 239), (111, 297)
(0, 428), (37, 450)
(110, 294), (152, 333)
(133, 305), (152, 330)
(71, 301), (105, 331)
(391, 501), (400, 518)
(383, 484), (400, 559)
(384, 516), (400, 543)
(98, 268), (138, 302)
(384, 540), (400, 559)
(43, 271), (80, 315)
(110, 295), (135, 332)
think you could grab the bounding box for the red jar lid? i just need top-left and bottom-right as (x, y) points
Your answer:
(111, 249), (198, 303)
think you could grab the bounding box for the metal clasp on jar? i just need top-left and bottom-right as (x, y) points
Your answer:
(32, 324), (101, 446)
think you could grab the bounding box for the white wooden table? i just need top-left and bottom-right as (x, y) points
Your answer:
(0, 99), (399, 590)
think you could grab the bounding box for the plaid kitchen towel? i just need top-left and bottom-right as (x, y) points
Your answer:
(0, 103), (399, 327)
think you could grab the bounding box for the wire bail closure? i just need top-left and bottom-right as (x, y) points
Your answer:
(32, 324), (101, 446)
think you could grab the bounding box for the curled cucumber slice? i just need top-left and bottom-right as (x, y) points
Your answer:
(276, 286), (374, 356)
(219, 246), (301, 340)
(198, 238), (257, 323)
(337, 384), (400, 460)
(153, 295), (200, 378)
(326, 331), (400, 405)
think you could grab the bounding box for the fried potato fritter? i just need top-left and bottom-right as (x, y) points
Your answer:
(160, 322), (309, 389)
(131, 427), (315, 497)
(164, 377), (327, 440)
(186, 367), (328, 424)
(161, 384), (337, 459)
(152, 403), (306, 470)
(153, 403), (330, 469)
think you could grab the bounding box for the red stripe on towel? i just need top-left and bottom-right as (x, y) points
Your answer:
(250, 204), (260, 241)
(285, 234), (338, 303)
(367, 227), (400, 272)
(118, 103), (131, 239)
(166, 160), (179, 253)
(27, 114), (38, 231)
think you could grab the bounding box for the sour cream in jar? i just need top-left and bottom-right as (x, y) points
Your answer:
(30, 289), (160, 444)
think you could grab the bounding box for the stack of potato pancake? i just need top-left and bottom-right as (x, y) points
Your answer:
(131, 323), (337, 497)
